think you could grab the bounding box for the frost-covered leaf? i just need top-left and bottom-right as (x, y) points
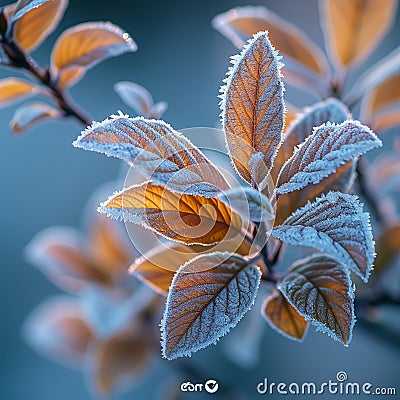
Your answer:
(73, 116), (228, 197)
(274, 161), (356, 227)
(356, 47), (400, 132)
(262, 290), (308, 341)
(220, 31), (285, 188)
(271, 98), (350, 180)
(0, 77), (42, 107)
(219, 186), (274, 223)
(86, 213), (133, 282)
(25, 227), (112, 293)
(10, 101), (60, 133)
(114, 81), (167, 119)
(7, 0), (68, 52)
(275, 120), (382, 196)
(23, 296), (93, 367)
(320, 0), (398, 68)
(161, 252), (261, 359)
(374, 223), (400, 274)
(213, 6), (329, 94)
(130, 238), (254, 296)
(279, 255), (355, 345)
(130, 243), (198, 296)
(99, 182), (243, 246)
(272, 192), (375, 282)
(272, 99), (354, 226)
(51, 22), (137, 88)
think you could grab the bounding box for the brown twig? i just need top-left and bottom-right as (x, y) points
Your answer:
(1, 38), (91, 126)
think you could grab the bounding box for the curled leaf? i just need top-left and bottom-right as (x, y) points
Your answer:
(99, 182), (244, 246)
(7, 0), (68, 52)
(320, 0), (398, 68)
(51, 22), (137, 87)
(213, 6), (329, 94)
(279, 255), (355, 345)
(0, 77), (42, 108)
(161, 252), (261, 359)
(272, 192), (375, 282)
(114, 81), (168, 119)
(275, 120), (382, 196)
(10, 101), (60, 133)
(220, 31), (285, 188)
(262, 290), (308, 342)
(23, 296), (93, 367)
(73, 115), (229, 197)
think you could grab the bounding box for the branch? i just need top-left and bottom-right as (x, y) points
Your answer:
(1, 40), (91, 127)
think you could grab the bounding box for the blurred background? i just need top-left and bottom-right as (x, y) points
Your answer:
(1, 0), (399, 399)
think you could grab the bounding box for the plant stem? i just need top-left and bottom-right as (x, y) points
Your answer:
(1, 39), (91, 126)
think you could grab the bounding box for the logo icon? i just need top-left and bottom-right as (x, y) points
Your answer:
(205, 379), (219, 394)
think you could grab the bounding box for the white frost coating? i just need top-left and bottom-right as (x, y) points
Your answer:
(285, 98), (350, 145)
(11, 0), (50, 22)
(219, 186), (274, 223)
(275, 120), (382, 195)
(219, 31), (286, 186)
(73, 115), (228, 197)
(278, 255), (355, 346)
(160, 252), (261, 360)
(272, 191), (375, 282)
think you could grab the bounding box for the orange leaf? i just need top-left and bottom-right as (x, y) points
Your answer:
(88, 329), (153, 395)
(130, 237), (253, 296)
(220, 31), (285, 188)
(213, 6), (329, 93)
(87, 214), (133, 281)
(7, 0), (68, 52)
(279, 255), (355, 345)
(130, 243), (198, 296)
(100, 182), (244, 246)
(320, 0), (397, 68)
(0, 77), (42, 108)
(262, 290), (308, 341)
(10, 101), (60, 133)
(26, 227), (112, 293)
(374, 222), (400, 274)
(24, 296), (93, 367)
(51, 22), (137, 87)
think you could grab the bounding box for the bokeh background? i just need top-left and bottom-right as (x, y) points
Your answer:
(1, 0), (399, 399)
